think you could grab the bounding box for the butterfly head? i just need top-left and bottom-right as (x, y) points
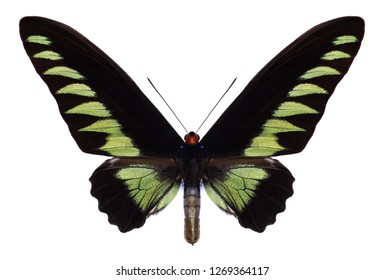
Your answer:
(184, 132), (200, 145)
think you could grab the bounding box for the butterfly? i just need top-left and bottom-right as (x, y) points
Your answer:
(20, 16), (364, 244)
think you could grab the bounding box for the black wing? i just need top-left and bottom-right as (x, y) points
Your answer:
(20, 16), (183, 157)
(201, 16), (364, 157)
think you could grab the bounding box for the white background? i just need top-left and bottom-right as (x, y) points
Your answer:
(1, 1), (383, 279)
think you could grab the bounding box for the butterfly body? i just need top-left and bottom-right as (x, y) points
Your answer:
(20, 16), (364, 244)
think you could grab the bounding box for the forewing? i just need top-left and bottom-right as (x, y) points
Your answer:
(20, 17), (183, 157)
(201, 17), (364, 157)
(90, 158), (180, 232)
(204, 158), (294, 232)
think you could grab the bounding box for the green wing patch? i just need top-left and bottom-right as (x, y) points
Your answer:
(203, 157), (294, 232)
(205, 166), (269, 212)
(115, 164), (180, 214)
(90, 158), (180, 232)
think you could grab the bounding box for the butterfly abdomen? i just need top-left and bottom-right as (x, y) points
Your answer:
(184, 188), (200, 245)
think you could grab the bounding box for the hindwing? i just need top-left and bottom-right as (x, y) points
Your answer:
(90, 158), (180, 232)
(204, 158), (294, 232)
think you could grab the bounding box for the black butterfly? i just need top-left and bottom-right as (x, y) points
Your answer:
(20, 16), (364, 244)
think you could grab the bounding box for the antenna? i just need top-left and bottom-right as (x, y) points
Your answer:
(147, 78), (189, 133)
(148, 77), (237, 134)
(195, 78), (237, 133)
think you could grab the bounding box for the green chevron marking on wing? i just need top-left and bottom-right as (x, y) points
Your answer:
(273, 101), (318, 117)
(288, 83), (328, 97)
(57, 84), (96, 97)
(321, 50), (351, 60)
(26, 35), (52, 45)
(65, 101), (112, 117)
(245, 120), (304, 157)
(299, 66), (341, 79)
(33, 50), (63, 60)
(333, 35), (358, 45)
(44, 66), (85, 79)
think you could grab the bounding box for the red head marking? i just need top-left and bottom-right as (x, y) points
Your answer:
(184, 132), (200, 145)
